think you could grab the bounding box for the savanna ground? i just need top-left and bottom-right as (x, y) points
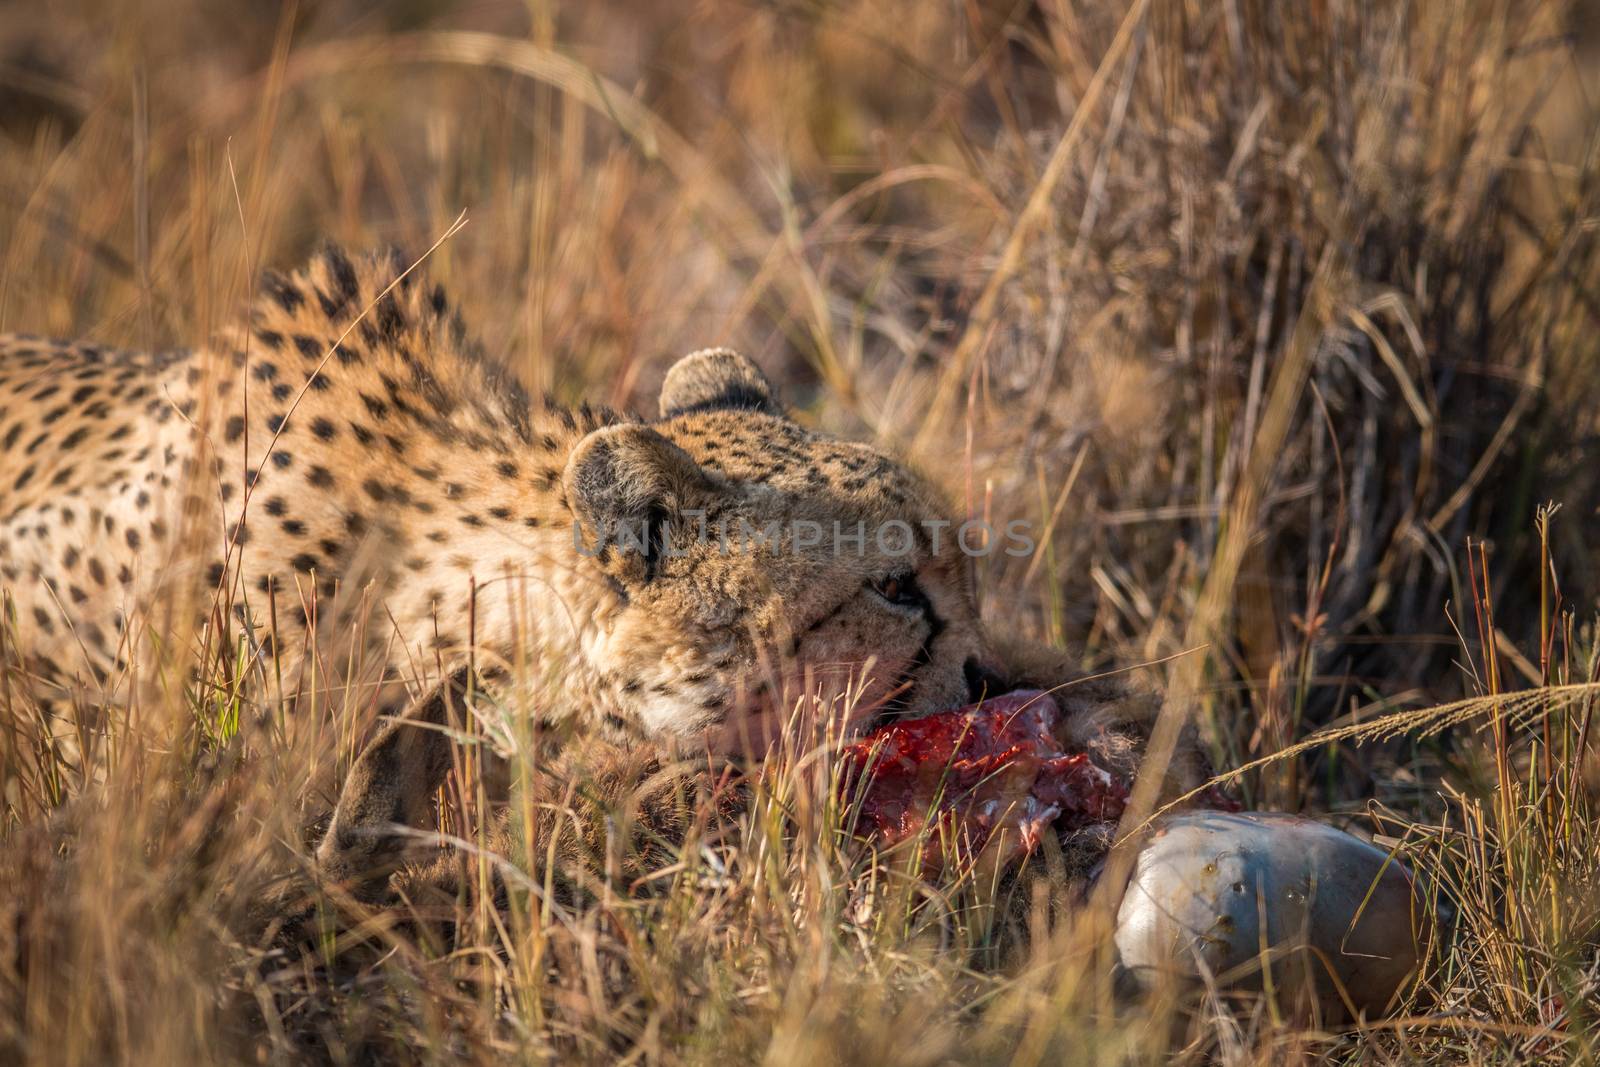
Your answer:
(2, 0), (1599, 1062)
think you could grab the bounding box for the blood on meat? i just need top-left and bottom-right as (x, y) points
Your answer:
(838, 690), (1131, 876)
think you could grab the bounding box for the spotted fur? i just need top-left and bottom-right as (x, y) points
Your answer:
(0, 246), (1177, 889)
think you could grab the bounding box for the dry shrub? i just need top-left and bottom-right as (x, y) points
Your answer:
(2, 0), (1598, 1063)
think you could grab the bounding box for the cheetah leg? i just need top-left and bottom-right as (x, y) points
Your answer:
(315, 667), (475, 896)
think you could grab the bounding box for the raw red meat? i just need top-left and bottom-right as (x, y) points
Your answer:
(838, 690), (1130, 876)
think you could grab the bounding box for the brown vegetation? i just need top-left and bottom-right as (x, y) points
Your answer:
(2, 0), (1598, 1062)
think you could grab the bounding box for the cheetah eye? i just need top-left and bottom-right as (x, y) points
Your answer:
(868, 572), (924, 610)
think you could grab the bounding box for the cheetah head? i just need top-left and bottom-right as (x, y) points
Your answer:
(563, 349), (1006, 751)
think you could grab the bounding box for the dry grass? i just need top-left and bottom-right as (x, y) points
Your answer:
(2, 0), (1599, 1062)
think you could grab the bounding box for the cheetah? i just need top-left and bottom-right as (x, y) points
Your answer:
(0, 246), (1186, 887)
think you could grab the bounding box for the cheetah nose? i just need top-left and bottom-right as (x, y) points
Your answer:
(964, 657), (1006, 703)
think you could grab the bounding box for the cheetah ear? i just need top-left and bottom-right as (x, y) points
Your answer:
(563, 424), (718, 583)
(658, 348), (783, 419)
